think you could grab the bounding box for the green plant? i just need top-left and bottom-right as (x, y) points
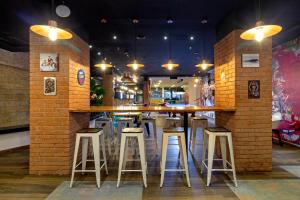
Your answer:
(90, 78), (105, 106)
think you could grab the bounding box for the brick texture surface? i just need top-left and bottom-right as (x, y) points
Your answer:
(29, 32), (90, 175)
(214, 30), (272, 172)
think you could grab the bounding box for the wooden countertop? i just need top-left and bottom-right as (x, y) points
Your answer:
(69, 106), (236, 113)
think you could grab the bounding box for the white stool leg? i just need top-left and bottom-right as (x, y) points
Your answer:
(153, 120), (158, 149)
(160, 134), (168, 187)
(122, 138), (129, 171)
(227, 133), (238, 187)
(189, 120), (193, 150)
(138, 134), (147, 188)
(117, 134), (126, 188)
(177, 136), (184, 169)
(180, 134), (191, 187)
(70, 135), (80, 188)
(100, 133), (108, 175)
(92, 135), (101, 188)
(220, 136), (227, 170)
(201, 131), (207, 174)
(206, 134), (216, 186)
(82, 137), (89, 174)
(104, 124), (112, 156)
(191, 122), (197, 154)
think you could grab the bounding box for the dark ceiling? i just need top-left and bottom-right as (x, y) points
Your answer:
(0, 0), (300, 76)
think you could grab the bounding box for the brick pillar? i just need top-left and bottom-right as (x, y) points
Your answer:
(143, 80), (150, 105)
(214, 30), (272, 172)
(102, 74), (114, 106)
(30, 31), (90, 175)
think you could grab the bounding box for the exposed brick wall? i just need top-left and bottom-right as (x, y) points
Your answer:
(215, 30), (272, 172)
(0, 50), (29, 128)
(30, 32), (90, 175)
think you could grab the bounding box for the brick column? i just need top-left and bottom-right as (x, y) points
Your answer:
(214, 30), (272, 172)
(102, 74), (114, 106)
(29, 32), (90, 175)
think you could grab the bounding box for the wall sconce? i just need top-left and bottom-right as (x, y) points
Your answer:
(220, 70), (226, 81)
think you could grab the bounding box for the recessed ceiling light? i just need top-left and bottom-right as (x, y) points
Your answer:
(189, 46), (192, 50)
(190, 36), (194, 40)
(113, 35), (117, 40)
(163, 36), (168, 40)
(100, 18), (108, 24)
(89, 45), (92, 48)
(97, 52), (101, 55)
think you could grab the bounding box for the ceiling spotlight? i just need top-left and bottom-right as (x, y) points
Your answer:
(56, 4), (71, 18)
(113, 35), (117, 40)
(97, 52), (101, 56)
(89, 45), (92, 49)
(163, 36), (168, 40)
(201, 17), (208, 24)
(190, 36), (194, 41)
(167, 17), (174, 24)
(100, 18), (108, 24)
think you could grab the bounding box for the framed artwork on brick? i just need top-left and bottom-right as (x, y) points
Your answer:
(242, 53), (259, 67)
(44, 77), (56, 95)
(248, 80), (260, 99)
(40, 53), (59, 71)
(77, 69), (85, 85)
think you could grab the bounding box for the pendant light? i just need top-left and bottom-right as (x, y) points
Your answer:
(127, 19), (144, 71)
(30, 0), (72, 41)
(94, 58), (112, 71)
(195, 19), (213, 70)
(240, 0), (282, 42)
(162, 18), (179, 71)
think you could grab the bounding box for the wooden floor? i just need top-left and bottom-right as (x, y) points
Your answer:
(1, 126), (300, 200)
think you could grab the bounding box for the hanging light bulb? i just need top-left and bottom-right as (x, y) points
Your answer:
(196, 59), (213, 70)
(194, 77), (199, 83)
(48, 26), (58, 41)
(94, 60), (112, 71)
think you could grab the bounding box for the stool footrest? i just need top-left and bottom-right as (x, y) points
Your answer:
(121, 169), (143, 172)
(163, 169), (187, 172)
(202, 159), (233, 170)
(74, 161), (107, 173)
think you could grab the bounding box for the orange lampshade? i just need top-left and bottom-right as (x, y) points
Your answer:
(240, 21), (282, 42)
(162, 59), (179, 71)
(30, 20), (72, 41)
(195, 59), (213, 70)
(94, 60), (112, 71)
(126, 59), (144, 70)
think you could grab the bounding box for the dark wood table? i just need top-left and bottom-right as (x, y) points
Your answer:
(70, 105), (236, 148)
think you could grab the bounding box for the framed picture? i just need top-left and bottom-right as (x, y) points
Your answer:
(242, 53), (259, 67)
(40, 53), (59, 71)
(44, 77), (56, 96)
(248, 80), (260, 99)
(77, 69), (85, 85)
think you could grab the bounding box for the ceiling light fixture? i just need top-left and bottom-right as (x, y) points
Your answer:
(127, 19), (144, 71)
(113, 35), (117, 40)
(89, 45), (92, 48)
(94, 59), (112, 71)
(240, 0), (282, 42)
(97, 52), (101, 56)
(190, 36), (194, 41)
(30, 0), (72, 41)
(162, 18), (179, 71)
(195, 19), (213, 70)
(163, 36), (168, 40)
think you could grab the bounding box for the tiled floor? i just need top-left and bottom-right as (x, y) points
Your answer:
(1, 118), (300, 199)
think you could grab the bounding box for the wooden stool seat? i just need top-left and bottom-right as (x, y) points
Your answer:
(163, 127), (184, 133)
(77, 128), (102, 133)
(122, 128), (143, 133)
(189, 117), (208, 154)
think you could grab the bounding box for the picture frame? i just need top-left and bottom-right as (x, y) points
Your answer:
(77, 69), (85, 85)
(242, 53), (259, 68)
(40, 53), (59, 71)
(248, 80), (260, 99)
(44, 77), (56, 96)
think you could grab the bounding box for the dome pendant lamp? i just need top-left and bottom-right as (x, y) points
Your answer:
(30, 0), (72, 41)
(127, 19), (144, 71)
(240, 0), (282, 42)
(94, 59), (112, 71)
(195, 19), (213, 70)
(162, 18), (179, 71)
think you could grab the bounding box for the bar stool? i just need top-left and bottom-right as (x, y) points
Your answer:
(117, 117), (134, 136)
(160, 127), (191, 187)
(165, 117), (182, 128)
(189, 117), (208, 154)
(141, 116), (158, 148)
(117, 128), (147, 188)
(201, 127), (237, 187)
(95, 118), (113, 155)
(70, 128), (108, 188)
